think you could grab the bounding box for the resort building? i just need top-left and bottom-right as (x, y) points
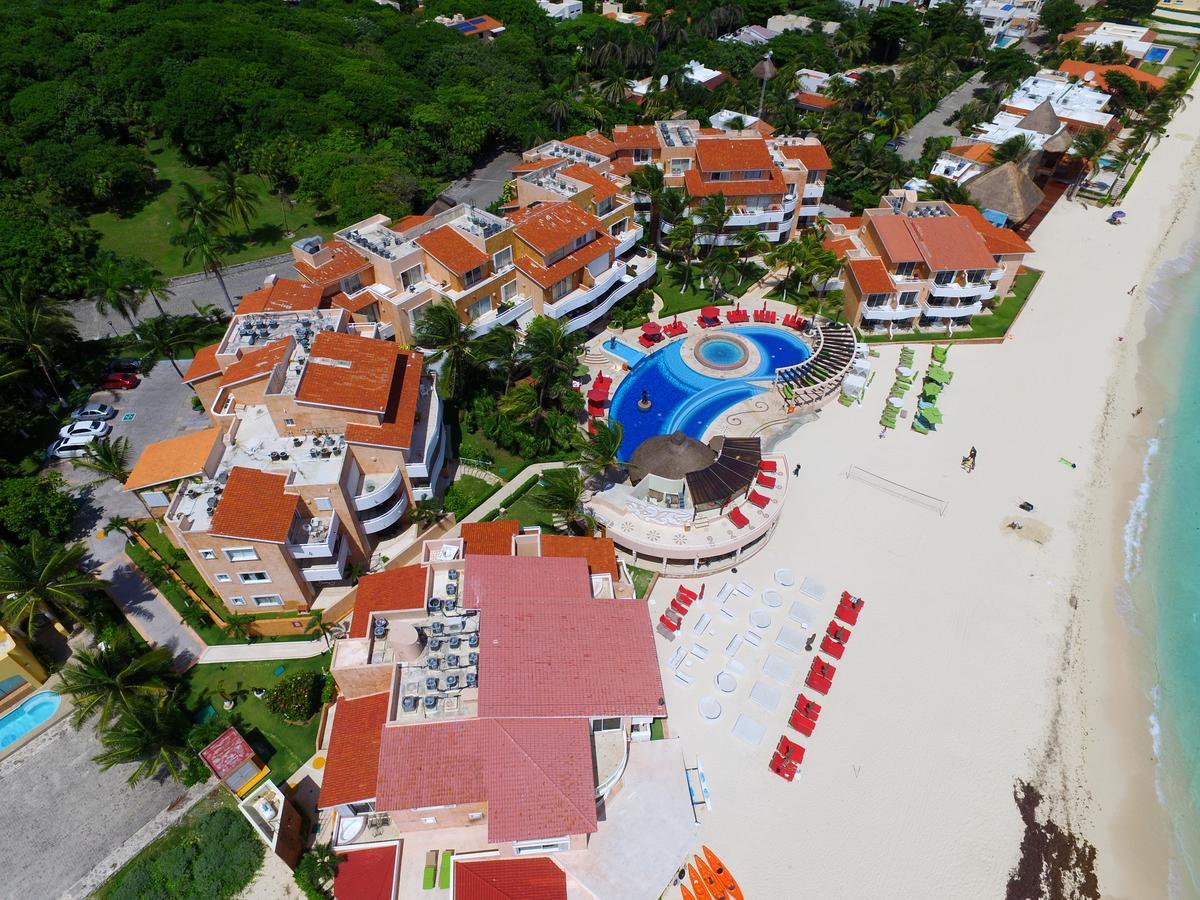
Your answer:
(791, 68), (847, 113)
(1054, 60), (1168, 94)
(0, 625), (47, 711)
(1062, 21), (1162, 62)
(436, 13), (505, 38)
(124, 299), (445, 617)
(600, 2), (651, 26)
(536, 0), (582, 18)
(318, 524), (666, 861)
(720, 24), (780, 45)
(1000, 74), (1119, 135)
(827, 189), (1034, 335)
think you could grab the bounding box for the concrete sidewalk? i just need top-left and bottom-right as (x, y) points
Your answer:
(199, 636), (331, 664)
(898, 72), (985, 162)
(102, 557), (205, 669)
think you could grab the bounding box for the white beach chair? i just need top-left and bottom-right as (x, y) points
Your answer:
(690, 643), (710, 660)
(725, 634), (744, 658)
(715, 583), (733, 605)
(736, 581), (754, 596)
(692, 612), (712, 635)
(669, 646), (688, 670)
(674, 670), (694, 686)
(744, 630), (762, 647)
(719, 604), (736, 620)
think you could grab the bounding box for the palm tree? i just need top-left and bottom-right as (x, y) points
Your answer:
(93, 702), (193, 785)
(575, 420), (624, 481)
(628, 165), (666, 247)
(833, 20), (871, 65)
(0, 288), (78, 405)
(175, 183), (226, 236)
(303, 843), (342, 889)
(599, 73), (630, 108)
(413, 301), (479, 403)
(473, 325), (522, 394)
(499, 384), (577, 456)
(0, 535), (101, 635)
(133, 262), (173, 316)
(212, 164), (261, 237)
(88, 254), (144, 331)
(543, 83), (572, 133)
(658, 187), (690, 235)
(534, 468), (595, 535)
(134, 315), (205, 377)
(702, 247), (738, 300)
(523, 316), (585, 406)
(696, 195), (730, 254)
(104, 516), (135, 540)
(666, 220), (699, 290)
(58, 646), (177, 729)
(992, 134), (1036, 166)
(735, 227), (769, 283)
(224, 613), (255, 642)
(765, 240), (808, 302)
(179, 225), (236, 312)
(1071, 128), (1110, 189)
(70, 436), (132, 486)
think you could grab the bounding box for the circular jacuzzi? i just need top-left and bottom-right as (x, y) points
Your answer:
(695, 335), (750, 370)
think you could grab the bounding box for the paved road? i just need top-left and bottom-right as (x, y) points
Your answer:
(103, 558), (204, 669)
(0, 717), (188, 900)
(437, 151), (521, 210)
(898, 72), (986, 162)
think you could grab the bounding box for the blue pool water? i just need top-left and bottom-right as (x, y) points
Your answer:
(604, 338), (648, 368)
(0, 691), (61, 748)
(609, 326), (811, 460)
(697, 337), (745, 367)
(1146, 46), (1168, 63)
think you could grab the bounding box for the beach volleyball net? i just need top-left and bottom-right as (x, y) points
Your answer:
(845, 466), (949, 516)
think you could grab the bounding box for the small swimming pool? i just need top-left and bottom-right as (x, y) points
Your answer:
(0, 691), (61, 749)
(608, 326), (811, 460)
(1145, 46), (1169, 63)
(696, 336), (748, 369)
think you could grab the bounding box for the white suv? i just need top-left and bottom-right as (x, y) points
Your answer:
(59, 420), (111, 440)
(48, 434), (98, 459)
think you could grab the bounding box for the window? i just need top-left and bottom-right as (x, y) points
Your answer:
(806, 169), (822, 184)
(401, 265), (425, 290)
(252, 594), (284, 607)
(670, 158), (691, 175)
(284, 418), (295, 427)
(421, 816), (437, 825)
(966, 269), (985, 284)
(591, 718), (622, 732)
(899, 291), (919, 307)
(215, 573), (232, 584)
(865, 294), (889, 308)
(314, 497), (333, 511)
(239, 571), (271, 584)
(895, 261), (916, 278)
(934, 270), (955, 285)
(223, 547), (259, 562)
(596, 197), (613, 216)
(467, 296), (492, 321)
(501, 280), (518, 303)
(514, 837), (570, 855)
(231, 596), (245, 607)
(492, 247), (512, 271)
(341, 273), (362, 293)
(199, 549), (217, 560)
(348, 801), (376, 815)
(633, 149), (651, 163)
(462, 265), (486, 288)
(710, 171), (729, 181)
(551, 277), (574, 301)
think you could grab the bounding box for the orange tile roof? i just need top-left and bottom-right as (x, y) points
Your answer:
(349, 565), (428, 638)
(563, 132), (617, 157)
(1057, 59), (1167, 92)
(822, 237), (856, 258)
(949, 143), (995, 164)
(238, 278), (323, 314)
(415, 225), (490, 276)
(828, 216), (862, 229)
(847, 258), (895, 295)
(611, 124), (659, 149)
(296, 331), (400, 413)
(510, 201), (604, 255)
(751, 119), (776, 137)
(460, 520), (519, 556)
(794, 91), (837, 110)
(319, 692), (390, 808)
(209, 467), (298, 543)
(539, 534), (618, 578)
(220, 339), (291, 388)
(907, 216), (997, 271)
(182, 343), (222, 384)
(334, 845), (399, 900)
(329, 290), (378, 315)
(684, 168), (786, 197)
(609, 159), (642, 177)
(777, 142), (833, 171)
(454, 858), (567, 900)
(603, 9), (649, 25)
(391, 214), (432, 232)
(292, 239), (371, 286)
(950, 205), (1034, 255)
(511, 157), (563, 173)
(695, 138), (775, 172)
(560, 163), (620, 202)
(515, 232), (618, 288)
(698, 127), (725, 136)
(463, 556), (594, 608)
(343, 350), (425, 450)
(124, 426), (223, 492)
(870, 216), (923, 264)
(455, 13), (504, 36)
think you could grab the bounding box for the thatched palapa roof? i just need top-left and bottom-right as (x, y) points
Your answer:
(965, 162), (1044, 223)
(1016, 100), (1060, 136)
(628, 432), (716, 483)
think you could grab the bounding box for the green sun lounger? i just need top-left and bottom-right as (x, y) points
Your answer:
(439, 851), (453, 889)
(423, 851), (437, 890)
(912, 420), (930, 434)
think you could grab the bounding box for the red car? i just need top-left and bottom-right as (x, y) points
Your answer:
(98, 372), (139, 390)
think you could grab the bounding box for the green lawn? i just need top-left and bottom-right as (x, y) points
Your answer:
(456, 425), (527, 480)
(654, 261), (765, 318)
(125, 539), (229, 646)
(181, 654), (331, 781)
(1162, 43), (1200, 72)
(87, 139), (330, 276)
(494, 474), (558, 530)
(629, 565), (655, 599)
(443, 474), (501, 520)
(862, 269), (1042, 344)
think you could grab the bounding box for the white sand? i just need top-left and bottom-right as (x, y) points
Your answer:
(652, 97), (1200, 898)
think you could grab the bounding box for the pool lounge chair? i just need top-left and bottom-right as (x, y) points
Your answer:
(912, 420), (930, 434)
(796, 694), (822, 720)
(670, 598), (690, 616)
(777, 734), (805, 760)
(678, 585), (698, 601)
(819, 635), (845, 659)
(789, 708), (817, 736)
(756, 473), (776, 489)
(805, 671), (832, 694)
(769, 751), (798, 781)
(836, 601), (861, 626)
(759, 459), (778, 473)
(639, 335), (656, 349)
(728, 507), (750, 528)
(827, 621), (851, 643)
(747, 490), (770, 509)
(659, 614), (680, 632)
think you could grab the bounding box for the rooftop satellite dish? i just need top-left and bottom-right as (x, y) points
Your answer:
(660, 74), (669, 89)
(1084, 70), (1096, 83)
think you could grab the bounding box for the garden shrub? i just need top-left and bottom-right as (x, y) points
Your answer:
(267, 670), (321, 722)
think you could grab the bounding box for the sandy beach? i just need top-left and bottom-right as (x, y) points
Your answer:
(649, 95), (1200, 898)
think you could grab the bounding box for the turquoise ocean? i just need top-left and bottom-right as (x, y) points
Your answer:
(1127, 251), (1200, 897)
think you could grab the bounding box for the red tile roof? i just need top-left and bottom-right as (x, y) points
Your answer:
(777, 142), (833, 171)
(609, 159), (642, 177)
(455, 858), (567, 900)
(376, 718), (597, 843)
(293, 240), (371, 287)
(611, 124), (659, 150)
(1057, 59), (1167, 92)
(333, 845), (399, 900)
(349, 565), (429, 638)
(296, 331), (400, 414)
(511, 158), (563, 173)
(319, 692), (390, 808)
(330, 291), (379, 315)
(183, 343), (222, 384)
(695, 138), (775, 172)
(846, 258), (895, 296)
(478, 595), (666, 718)
(870, 216), (923, 264)
(454, 14), (504, 36)
(907, 216), (997, 271)
(564, 132), (617, 157)
(949, 204), (1035, 255)
(392, 214), (432, 233)
(828, 216), (862, 229)
(220, 339), (291, 388)
(515, 232), (619, 289)
(460, 521), (519, 556)
(510, 202), (604, 255)
(822, 237), (856, 258)
(948, 143), (995, 164)
(199, 727), (256, 779)
(538, 534), (618, 578)
(416, 225), (490, 276)
(209, 467), (297, 543)
(560, 163), (620, 202)
(794, 91), (837, 110)
(238, 278), (324, 314)
(343, 351), (425, 450)
(462, 555), (594, 608)
(684, 168), (786, 197)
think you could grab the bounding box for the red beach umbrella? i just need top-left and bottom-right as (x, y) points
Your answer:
(701, 305), (720, 319)
(587, 388), (608, 403)
(641, 321), (662, 334)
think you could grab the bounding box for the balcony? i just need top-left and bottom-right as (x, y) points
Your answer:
(988, 267), (1006, 281)
(470, 297), (533, 336)
(563, 252), (657, 334)
(545, 262), (625, 319)
(803, 182), (824, 200)
(300, 537), (350, 582)
(924, 301), (984, 319)
(354, 467), (404, 511)
(725, 206), (788, 227)
(287, 514), (340, 560)
(434, 264), (515, 303)
(362, 493), (409, 534)
(614, 224), (644, 256)
(929, 277), (998, 301)
(404, 383), (443, 481)
(861, 303), (921, 321)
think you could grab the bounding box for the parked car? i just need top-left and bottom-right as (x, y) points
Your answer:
(70, 402), (116, 421)
(109, 358), (143, 375)
(98, 373), (139, 391)
(48, 434), (97, 459)
(59, 420), (111, 440)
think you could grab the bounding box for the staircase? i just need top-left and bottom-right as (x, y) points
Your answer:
(459, 464), (503, 485)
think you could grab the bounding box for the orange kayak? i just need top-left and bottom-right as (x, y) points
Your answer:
(695, 857), (728, 900)
(702, 847), (744, 900)
(687, 863), (712, 900)
(680, 886), (697, 900)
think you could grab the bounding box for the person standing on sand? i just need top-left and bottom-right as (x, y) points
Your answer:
(1128, 285), (1137, 295)
(1133, 407), (1144, 417)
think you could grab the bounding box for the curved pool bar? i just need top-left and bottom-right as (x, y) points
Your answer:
(773, 323), (858, 407)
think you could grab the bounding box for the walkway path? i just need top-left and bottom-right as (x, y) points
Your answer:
(898, 72), (985, 162)
(199, 636), (331, 664)
(102, 556), (205, 670)
(458, 461), (571, 525)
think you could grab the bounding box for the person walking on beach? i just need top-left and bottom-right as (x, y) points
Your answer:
(1133, 406), (1144, 418)
(1128, 285), (1137, 296)
(792, 463), (801, 476)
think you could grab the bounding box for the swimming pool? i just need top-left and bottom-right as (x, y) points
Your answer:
(0, 691), (61, 749)
(1145, 46), (1169, 63)
(609, 326), (811, 460)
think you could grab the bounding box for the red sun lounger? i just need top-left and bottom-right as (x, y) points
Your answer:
(677, 586), (698, 602)
(789, 709), (817, 736)
(769, 752), (798, 781)
(777, 735), (805, 761)
(747, 490), (769, 509)
(639, 335), (656, 348)
(836, 600), (860, 626)
(813, 658), (836, 680)
(756, 473), (776, 489)
(805, 673), (832, 695)
(820, 635), (845, 660)
(758, 459), (778, 473)
(728, 507), (750, 529)
(795, 694), (822, 720)
(827, 621), (851, 643)
(659, 614), (679, 632)
(670, 599), (690, 616)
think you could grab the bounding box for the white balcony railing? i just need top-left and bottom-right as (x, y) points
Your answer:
(545, 263), (624, 319)
(861, 304), (922, 321)
(726, 207), (788, 227)
(924, 302), (984, 319)
(614, 224), (644, 256)
(803, 182), (824, 199)
(563, 255), (657, 334)
(929, 280), (997, 301)
(301, 538), (350, 582)
(470, 297), (533, 336)
(288, 515), (340, 560)
(362, 492), (409, 533)
(354, 467), (404, 511)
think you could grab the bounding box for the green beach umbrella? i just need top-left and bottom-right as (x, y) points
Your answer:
(927, 366), (950, 384)
(922, 382), (943, 398)
(920, 406), (944, 424)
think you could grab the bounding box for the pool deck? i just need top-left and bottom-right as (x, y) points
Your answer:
(0, 676), (71, 762)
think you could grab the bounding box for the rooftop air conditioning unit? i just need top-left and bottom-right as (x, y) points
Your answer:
(447, 654), (460, 668)
(402, 696), (419, 712)
(424, 696), (438, 710)
(448, 569), (459, 581)
(466, 672), (478, 688)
